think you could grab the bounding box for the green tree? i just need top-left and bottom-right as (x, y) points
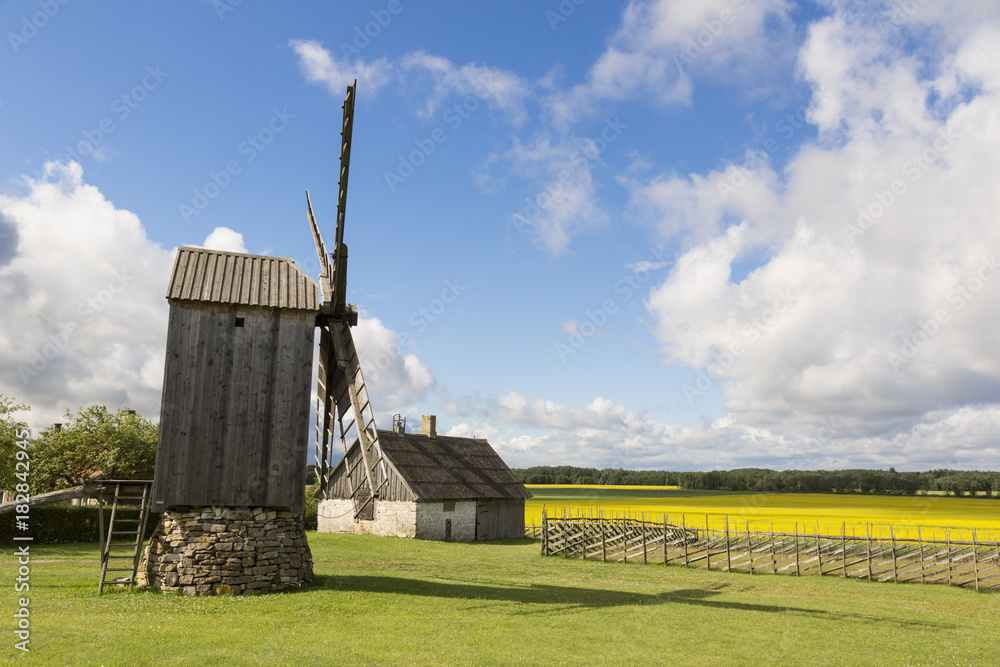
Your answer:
(30, 406), (157, 493)
(0, 395), (31, 493)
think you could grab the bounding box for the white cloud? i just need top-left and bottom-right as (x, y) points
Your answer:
(289, 41), (530, 123)
(399, 51), (531, 123)
(352, 316), (435, 412)
(547, 0), (796, 124)
(444, 390), (999, 471)
(499, 134), (609, 252)
(0, 161), (172, 430)
(200, 226), (248, 254)
(289, 39), (394, 97)
(627, 5), (1000, 449)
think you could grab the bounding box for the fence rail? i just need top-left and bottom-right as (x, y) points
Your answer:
(536, 510), (1000, 591)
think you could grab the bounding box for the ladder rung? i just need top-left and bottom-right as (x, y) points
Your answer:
(106, 555), (136, 559)
(110, 531), (138, 535)
(103, 568), (136, 572)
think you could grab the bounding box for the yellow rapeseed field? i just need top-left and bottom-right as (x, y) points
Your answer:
(525, 485), (1000, 542)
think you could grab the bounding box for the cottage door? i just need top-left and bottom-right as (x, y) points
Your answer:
(475, 500), (488, 541)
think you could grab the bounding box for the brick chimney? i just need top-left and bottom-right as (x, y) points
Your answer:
(421, 415), (436, 438)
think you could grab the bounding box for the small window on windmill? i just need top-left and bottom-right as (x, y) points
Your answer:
(443, 500), (455, 512)
(234, 317), (245, 328)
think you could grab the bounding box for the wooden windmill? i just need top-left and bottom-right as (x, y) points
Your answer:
(308, 81), (389, 520)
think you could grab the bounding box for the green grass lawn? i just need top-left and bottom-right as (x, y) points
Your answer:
(3, 533), (998, 665)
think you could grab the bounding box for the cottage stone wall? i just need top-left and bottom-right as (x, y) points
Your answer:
(317, 499), (417, 538)
(416, 500), (476, 541)
(138, 506), (313, 596)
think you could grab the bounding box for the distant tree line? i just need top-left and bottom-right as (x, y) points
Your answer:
(512, 466), (1000, 497)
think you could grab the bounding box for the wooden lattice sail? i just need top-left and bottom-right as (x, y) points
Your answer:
(309, 82), (389, 520)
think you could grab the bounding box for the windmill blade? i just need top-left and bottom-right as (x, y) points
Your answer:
(306, 190), (334, 305)
(313, 322), (339, 494)
(315, 319), (388, 517)
(330, 81), (356, 312)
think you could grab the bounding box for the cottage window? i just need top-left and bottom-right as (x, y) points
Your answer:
(442, 500), (455, 512)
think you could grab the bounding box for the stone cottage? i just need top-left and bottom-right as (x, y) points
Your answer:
(317, 416), (531, 541)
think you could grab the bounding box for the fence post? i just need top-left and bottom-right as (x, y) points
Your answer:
(973, 530), (980, 592)
(682, 515), (689, 567)
(663, 514), (668, 565)
(747, 521), (753, 575)
(794, 522), (800, 576)
(866, 523), (872, 581)
(947, 529), (952, 586)
(917, 527), (925, 584)
(841, 522), (847, 578)
(621, 516), (626, 563)
(541, 508), (547, 556)
(890, 526), (898, 583)
(815, 522), (823, 576)
(770, 521), (776, 574)
(725, 515), (732, 572)
(642, 520), (648, 565)
(601, 519), (606, 562)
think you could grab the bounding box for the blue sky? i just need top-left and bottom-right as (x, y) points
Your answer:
(2, 0), (999, 471)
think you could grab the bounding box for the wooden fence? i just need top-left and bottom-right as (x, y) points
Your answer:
(537, 510), (1000, 591)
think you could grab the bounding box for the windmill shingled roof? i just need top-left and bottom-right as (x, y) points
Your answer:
(166, 246), (319, 311)
(374, 431), (532, 501)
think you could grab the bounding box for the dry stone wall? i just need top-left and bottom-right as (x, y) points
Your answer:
(138, 506), (313, 596)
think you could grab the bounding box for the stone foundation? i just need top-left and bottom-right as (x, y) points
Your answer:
(138, 506), (313, 596)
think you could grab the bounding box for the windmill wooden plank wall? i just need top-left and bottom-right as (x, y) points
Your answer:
(151, 247), (319, 515)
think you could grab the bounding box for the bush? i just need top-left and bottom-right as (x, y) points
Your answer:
(303, 485), (318, 530)
(0, 505), (161, 544)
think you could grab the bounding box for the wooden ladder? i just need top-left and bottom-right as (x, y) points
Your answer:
(316, 320), (389, 519)
(98, 480), (153, 594)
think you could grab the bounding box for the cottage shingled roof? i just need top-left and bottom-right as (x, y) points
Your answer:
(166, 246), (319, 311)
(371, 431), (532, 501)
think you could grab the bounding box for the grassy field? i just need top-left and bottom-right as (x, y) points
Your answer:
(2, 532), (999, 665)
(525, 485), (1000, 541)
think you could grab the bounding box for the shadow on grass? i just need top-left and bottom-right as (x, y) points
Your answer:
(308, 575), (951, 627)
(458, 537), (537, 547)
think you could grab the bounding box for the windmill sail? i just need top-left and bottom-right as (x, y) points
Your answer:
(310, 81), (388, 520)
